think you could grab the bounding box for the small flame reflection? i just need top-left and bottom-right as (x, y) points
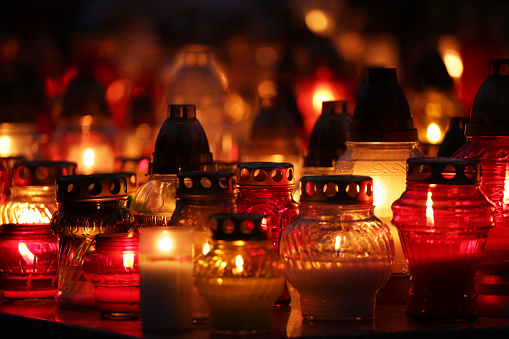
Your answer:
(202, 242), (210, 255)
(232, 255), (244, 276)
(335, 235), (342, 255)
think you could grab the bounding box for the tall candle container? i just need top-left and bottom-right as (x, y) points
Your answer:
(194, 214), (285, 334)
(130, 105), (214, 228)
(83, 233), (139, 319)
(139, 227), (193, 331)
(236, 162), (299, 304)
(0, 161), (76, 300)
(392, 157), (494, 321)
(51, 173), (135, 307)
(280, 175), (394, 320)
(169, 170), (236, 321)
(453, 59), (509, 316)
(336, 68), (422, 303)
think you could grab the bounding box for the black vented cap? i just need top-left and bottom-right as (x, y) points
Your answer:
(347, 68), (418, 142)
(149, 105), (215, 174)
(465, 59), (509, 136)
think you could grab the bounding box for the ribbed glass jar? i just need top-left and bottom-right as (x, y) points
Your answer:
(194, 214), (285, 335)
(280, 175), (394, 320)
(0, 224), (58, 299)
(83, 233), (139, 319)
(51, 174), (135, 307)
(236, 162), (298, 305)
(392, 157), (494, 321)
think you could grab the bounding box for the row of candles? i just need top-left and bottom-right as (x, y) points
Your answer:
(0, 58), (508, 334)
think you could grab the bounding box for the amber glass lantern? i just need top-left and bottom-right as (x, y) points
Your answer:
(83, 233), (139, 319)
(453, 59), (509, 316)
(336, 68), (422, 303)
(194, 214), (285, 335)
(51, 173), (135, 307)
(280, 175), (394, 320)
(392, 157), (494, 321)
(130, 105), (215, 228)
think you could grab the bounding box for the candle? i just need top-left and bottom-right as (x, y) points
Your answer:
(284, 259), (392, 320)
(139, 227), (193, 331)
(68, 144), (115, 174)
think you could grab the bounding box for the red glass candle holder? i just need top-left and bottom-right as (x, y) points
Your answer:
(83, 233), (139, 319)
(392, 158), (494, 321)
(0, 224), (58, 299)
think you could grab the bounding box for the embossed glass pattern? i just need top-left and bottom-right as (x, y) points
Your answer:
(280, 176), (394, 320)
(51, 174), (135, 307)
(336, 141), (422, 274)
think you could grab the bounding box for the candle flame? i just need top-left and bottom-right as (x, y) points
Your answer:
(503, 170), (509, 212)
(83, 149), (95, 168)
(426, 191), (434, 227)
(305, 10), (329, 34)
(335, 235), (341, 254)
(202, 242), (210, 255)
(312, 86), (335, 114)
(232, 254), (244, 276)
(158, 236), (173, 252)
(426, 123), (442, 144)
(18, 242), (34, 265)
(123, 251), (134, 269)
(443, 50), (463, 78)
(0, 136), (11, 157)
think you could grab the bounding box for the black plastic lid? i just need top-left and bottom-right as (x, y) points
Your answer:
(237, 162), (294, 187)
(149, 105), (215, 174)
(56, 173), (128, 202)
(465, 59), (509, 136)
(176, 171), (235, 197)
(13, 161), (77, 187)
(304, 101), (352, 168)
(300, 175), (373, 204)
(209, 213), (268, 241)
(436, 117), (469, 157)
(406, 157), (480, 185)
(347, 68), (418, 142)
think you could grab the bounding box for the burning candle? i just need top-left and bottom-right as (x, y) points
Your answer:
(139, 227), (193, 331)
(280, 175), (394, 320)
(194, 214), (285, 334)
(392, 157), (494, 321)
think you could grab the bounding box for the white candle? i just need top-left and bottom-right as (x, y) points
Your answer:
(139, 227), (193, 331)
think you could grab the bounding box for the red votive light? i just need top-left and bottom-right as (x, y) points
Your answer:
(392, 157), (494, 321)
(0, 224), (58, 299)
(83, 233), (139, 319)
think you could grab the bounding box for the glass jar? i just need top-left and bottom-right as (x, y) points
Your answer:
(83, 233), (139, 319)
(194, 214), (285, 334)
(453, 59), (509, 316)
(236, 162), (299, 304)
(0, 161), (76, 300)
(51, 173), (135, 307)
(280, 175), (394, 320)
(392, 157), (494, 321)
(336, 68), (422, 303)
(130, 105), (215, 228)
(169, 170), (236, 321)
(0, 224), (58, 299)
(0, 161), (77, 225)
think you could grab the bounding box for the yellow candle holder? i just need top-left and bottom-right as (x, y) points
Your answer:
(194, 214), (285, 335)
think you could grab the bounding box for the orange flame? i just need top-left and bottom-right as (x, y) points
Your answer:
(426, 191), (434, 227)
(123, 252), (135, 270)
(18, 242), (34, 265)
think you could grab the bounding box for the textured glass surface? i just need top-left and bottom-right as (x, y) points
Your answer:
(194, 241), (285, 334)
(130, 174), (177, 228)
(392, 183), (494, 320)
(51, 200), (135, 307)
(83, 238), (139, 319)
(0, 225), (58, 299)
(280, 203), (393, 320)
(0, 187), (56, 225)
(454, 136), (509, 316)
(336, 141), (422, 274)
